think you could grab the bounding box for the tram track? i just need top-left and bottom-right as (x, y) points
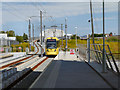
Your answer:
(3, 57), (49, 90)
(0, 40), (39, 70)
(0, 55), (28, 65)
(36, 42), (44, 54)
(0, 40), (55, 89)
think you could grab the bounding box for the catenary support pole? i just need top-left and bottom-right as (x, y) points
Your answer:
(40, 11), (43, 57)
(44, 25), (45, 42)
(65, 18), (67, 52)
(75, 27), (77, 48)
(29, 18), (31, 52)
(87, 34), (90, 63)
(61, 24), (63, 47)
(102, 0), (106, 72)
(90, 0), (95, 44)
(32, 24), (34, 47)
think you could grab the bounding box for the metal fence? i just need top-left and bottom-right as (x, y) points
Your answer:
(77, 43), (120, 74)
(0, 47), (25, 53)
(77, 44), (87, 59)
(91, 44), (119, 74)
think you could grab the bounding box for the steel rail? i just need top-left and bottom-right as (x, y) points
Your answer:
(36, 42), (44, 54)
(0, 40), (39, 70)
(3, 57), (48, 90)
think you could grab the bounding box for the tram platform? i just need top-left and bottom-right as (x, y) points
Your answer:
(29, 51), (117, 88)
(0, 53), (13, 59)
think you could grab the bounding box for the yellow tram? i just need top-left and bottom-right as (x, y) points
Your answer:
(45, 37), (59, 56)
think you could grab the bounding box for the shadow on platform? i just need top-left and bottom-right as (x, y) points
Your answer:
(29, 60), (113, 88)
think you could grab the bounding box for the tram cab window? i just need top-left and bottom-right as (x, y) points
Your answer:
(46, 42), (57, 49)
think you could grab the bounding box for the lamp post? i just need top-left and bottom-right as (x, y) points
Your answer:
(75, 27), (77, 48)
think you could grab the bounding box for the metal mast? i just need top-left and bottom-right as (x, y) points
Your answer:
(90, 0), (95, 44)
(32, 24), (34, 46)
(40, 11), (43, 56)
(65, 18), (67, 51)
(102, 0), (106, 72)
(29, 18), (31, 52)
(61, 24), (63, 47)
(44, 25), (45, 42)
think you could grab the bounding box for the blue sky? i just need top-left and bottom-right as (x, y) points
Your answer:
(0, 1), (118, 37)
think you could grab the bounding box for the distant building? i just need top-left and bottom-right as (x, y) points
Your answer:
(66, 34), (72, 39)
(0, 33), (17, 46)
(80, 35), (87, 40)
(37, 29), (73, 41)
(40, 29), (65, 41)
(43, 29), (65, 39)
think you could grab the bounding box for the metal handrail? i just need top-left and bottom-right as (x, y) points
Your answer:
(90, 44), (119, 74)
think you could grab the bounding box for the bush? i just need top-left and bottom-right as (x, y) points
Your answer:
(11, 42), (34, 52)
(106, 37), (120, 42)
(16, 35), (24, 43)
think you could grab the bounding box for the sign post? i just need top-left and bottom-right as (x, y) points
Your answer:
(70, 49), (75, 55)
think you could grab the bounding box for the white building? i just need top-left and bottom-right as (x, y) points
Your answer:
(66, 34), (72, 39)
(0, 33), (16, 46)
(38, 29), (73, 42)
(41, 29), (65, 40)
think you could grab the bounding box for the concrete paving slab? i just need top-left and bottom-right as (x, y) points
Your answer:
(55, 51), (78, 61)
(0, 54), (13, 59)
(34, 58), (53, 72)
(0, 52), (26, 63)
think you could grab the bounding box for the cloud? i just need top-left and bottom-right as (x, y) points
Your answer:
(1, 0), (120, 2)
(94, 17), (117, 21)
(1, 2), (118, 24)
(0, 2), (2, 31)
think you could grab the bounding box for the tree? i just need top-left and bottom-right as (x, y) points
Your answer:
(110, 32), (112, 34)
(71, 34), (80, 39)
(90, 33), (105, 37)
(23, 33), (28, 40)
(6, 30), (15, 37)
(16, 35), (24, 43)
(0, 31), (5, 33)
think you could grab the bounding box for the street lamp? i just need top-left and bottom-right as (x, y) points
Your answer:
(75, 27), (77, 48)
